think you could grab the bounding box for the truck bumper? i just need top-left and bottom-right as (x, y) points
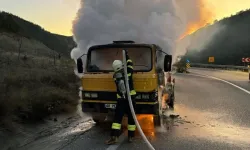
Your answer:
(81, 100), (159, 115)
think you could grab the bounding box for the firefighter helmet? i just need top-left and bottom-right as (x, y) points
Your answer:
(112, 60), (123, 72)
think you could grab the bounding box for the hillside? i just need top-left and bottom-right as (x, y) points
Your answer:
(0, 12), (79, 129)
(0, 11), (76, 56)
(180, 9), (250, 66)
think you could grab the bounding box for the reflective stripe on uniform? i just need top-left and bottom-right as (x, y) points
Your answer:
(127, 65), (133, 69)
(117, 91), (136, 97)
(127, 59), (132, 63)
(112, 123), (121, 130)
(117, 94), (121, 98)
(128, 125), (136, 131)
(130, 90), (136, 95)
(127, 73), (131, 77)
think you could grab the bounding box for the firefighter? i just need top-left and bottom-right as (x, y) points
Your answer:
(105, 50), (137, 145)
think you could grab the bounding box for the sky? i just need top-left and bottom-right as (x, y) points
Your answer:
(0, 0), (250, 36)
(179, 0), (250, 39)
(0, 0), (80, 36)
(205, 0), (250, 21)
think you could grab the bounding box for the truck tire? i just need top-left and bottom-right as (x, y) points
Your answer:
(152, 103), (161, 126)
(153, 115), (161, 126)
(167, 93), (174, 109)
(92, 116), (101, 125)
(153, 88), (163, 126)
(168, 100), (174, 109)
(94, 119), (100, 125)
(92, 113), (107, 125)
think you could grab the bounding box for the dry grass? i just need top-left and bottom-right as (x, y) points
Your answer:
(0, 53), (80, 125)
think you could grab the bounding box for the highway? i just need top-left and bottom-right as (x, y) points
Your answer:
(190, 68), (250, 91)
(17, 69), (250, 150)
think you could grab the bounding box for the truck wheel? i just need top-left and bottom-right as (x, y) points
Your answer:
(168, 101), (174, 109)
(92, 117), (100, 124)
(167, 94), (174, 109)
(152, 103), (161, 126)
(153, 89), (163, 126)
(94, 119), (100, 123)
(92, 114), (106, 125)
(153, 115), (161, 126)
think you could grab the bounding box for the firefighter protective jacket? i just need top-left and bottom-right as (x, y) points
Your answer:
(113, 53), (136, 99)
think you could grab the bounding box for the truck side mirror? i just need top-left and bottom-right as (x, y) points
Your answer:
(164, 55), (172, 72)
(77, 58), (83, 73)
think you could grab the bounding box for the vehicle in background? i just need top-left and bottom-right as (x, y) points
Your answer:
(174, 61), (187, 73)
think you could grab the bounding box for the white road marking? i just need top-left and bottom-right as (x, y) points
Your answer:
(188, 73), (250, 95)
(106, 131), (126, 150)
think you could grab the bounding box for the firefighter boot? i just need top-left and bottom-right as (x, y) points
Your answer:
(105, 136), (118, 145)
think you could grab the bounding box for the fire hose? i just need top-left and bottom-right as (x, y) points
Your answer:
(122, 50), (155, 150)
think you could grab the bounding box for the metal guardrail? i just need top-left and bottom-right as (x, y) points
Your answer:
(190, 63), (250, 72)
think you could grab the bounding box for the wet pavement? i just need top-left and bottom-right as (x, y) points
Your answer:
(7, 71), (250, 150)
(190, 68), (250, 91)
(116, 73), (250, 150)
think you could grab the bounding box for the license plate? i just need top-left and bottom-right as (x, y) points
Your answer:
(105, 104), (116, 109)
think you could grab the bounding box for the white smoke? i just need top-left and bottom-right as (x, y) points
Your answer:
(71, 0), (222, 66)
(71, 0), (188, 61)
(172, 0), (225, 60)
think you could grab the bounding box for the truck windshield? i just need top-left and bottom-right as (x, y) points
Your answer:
(87, 46), (152, 72)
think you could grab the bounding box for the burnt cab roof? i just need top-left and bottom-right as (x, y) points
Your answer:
(88, 41), (159, 52)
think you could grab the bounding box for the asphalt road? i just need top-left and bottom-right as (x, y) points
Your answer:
(190, 68), (250, 91)
(17, 71), (250, 150)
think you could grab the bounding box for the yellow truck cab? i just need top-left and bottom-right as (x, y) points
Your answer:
(76, 41), (172, 124)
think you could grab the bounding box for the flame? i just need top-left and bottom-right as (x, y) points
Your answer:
(122, 114), (156, 139)
(179, 0), (215, 40)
